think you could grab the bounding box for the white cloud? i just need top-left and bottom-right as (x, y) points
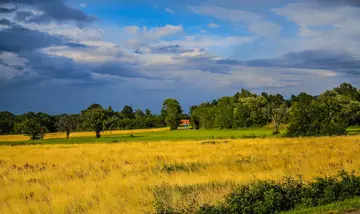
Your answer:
(207, 23), (220, 28)
(124, 25), (184, 48)
(189, 5), (281, 37)
(272, 2), (360, 54)
(165, 8), (175, 14)
(0, 52), (28, 67)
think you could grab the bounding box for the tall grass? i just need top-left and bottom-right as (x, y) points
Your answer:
(0, 127), (169, 142)
(0, 136), (360, 213)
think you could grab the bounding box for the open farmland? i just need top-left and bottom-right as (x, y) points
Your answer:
(1, 135), (360, 213)
(0, 127), (284, 145)
(0, 127), (169, 142)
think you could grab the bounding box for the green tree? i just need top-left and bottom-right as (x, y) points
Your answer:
(87, 103), (103, 110)
(0, 111), (15, 134)
(145, 109), (152, 118)
(263, 103), (289, 134)
(213, 97), (234, 129)
(122, 105), (135, 119)
(286, 90), (357, 137)
(334, 82), (359, 101)
(21, 118), (45, 142)
(56, 115), (78, 140)
(239, 96), (268, 127)
(82, 107), (107, 138)
(162, 98), (182, 130)
(189, 105), (200, 130)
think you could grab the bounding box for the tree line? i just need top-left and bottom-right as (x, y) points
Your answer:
(190, 83), (360, 136)
(1, 83), (360, 140)
(0, 104), (168, 141)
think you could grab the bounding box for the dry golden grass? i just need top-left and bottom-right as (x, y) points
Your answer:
(0, 127), (169, 142)
(1, 135), (360, 213)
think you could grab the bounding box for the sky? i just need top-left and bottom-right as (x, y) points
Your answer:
(0, 0), (360, 114)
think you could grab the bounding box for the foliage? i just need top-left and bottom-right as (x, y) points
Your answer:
(56, 115), (78, 139)
(286, 90), (360, 137)
(1, 82), (360, 137)
(122, 105), (135, 119)
(0, 111), (15, 135)
(20, 118), (46, 141)
(81, 105), (107, 138)
(155, 170), (360, 214)
(162, 98), (182, 130)
(263, 103), (289, 135)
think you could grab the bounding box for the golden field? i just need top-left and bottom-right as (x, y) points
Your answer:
(0, 127), (169, 142)
(1, 136), (360, 213)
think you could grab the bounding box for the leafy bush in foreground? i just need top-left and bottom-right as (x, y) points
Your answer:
(154, 170), (360, 214)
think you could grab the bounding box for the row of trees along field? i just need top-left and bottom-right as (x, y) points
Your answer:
(0, 104), (171, 140)
(1, 83), (360, 140)
(190, 83), (360, 136)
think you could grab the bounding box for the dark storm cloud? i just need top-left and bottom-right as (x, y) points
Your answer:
(1, 0), (96, 25)
(14, 11), (34, 22)
(91, 63), (144, 79)
(0, 25), (63, 53)
(23, 51), (91, 79)
(1, 50), (93, 88)
(0, 17), (95, 88)
(27, 14), (52, 25)
(247, 49), (360, 75)
(0, 18), (12, 26)
(0, 7), (16, 13)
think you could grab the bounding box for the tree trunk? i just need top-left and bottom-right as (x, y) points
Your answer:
(272, 117), (280, 135)
(66, 132), (70, 140)
(275, 123), (280, 135)
(96, 131), (101, 138)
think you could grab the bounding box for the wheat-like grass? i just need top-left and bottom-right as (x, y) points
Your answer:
(0, 127), (169, 142)
(0, 135), (360, 213)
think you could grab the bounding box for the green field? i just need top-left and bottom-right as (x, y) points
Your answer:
(0, 127), (283, 145)
(2, 126), (360, 146)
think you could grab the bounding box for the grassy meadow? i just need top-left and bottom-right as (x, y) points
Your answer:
(1, 132), (360, 213)
(0, 127), (283, 145)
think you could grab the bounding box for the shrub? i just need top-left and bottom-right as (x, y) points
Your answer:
(155, 170), (360, 214)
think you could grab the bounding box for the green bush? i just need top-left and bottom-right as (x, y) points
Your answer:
(198, 170), (360, 214)
(154, 170), (360, 214)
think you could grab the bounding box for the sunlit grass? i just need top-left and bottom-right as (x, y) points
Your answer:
(1, 135), (360, 213)
(0, 127), (169, 142)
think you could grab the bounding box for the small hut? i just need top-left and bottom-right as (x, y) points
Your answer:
(179, 119), (190, 129)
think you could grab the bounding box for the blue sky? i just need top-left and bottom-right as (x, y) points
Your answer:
(0, 0), (360, 114)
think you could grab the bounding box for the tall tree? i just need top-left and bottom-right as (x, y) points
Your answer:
(82, 107), (107, 138)
(0, 111), (15, 135)
(21, 118), (45, 142)
(162, 98), (182, 130)
(334, 82), (359, 101)
(213, 97), (234, 129)
(145, 109), (152, 118)
(57, 115), (78, 140)
(263, 103), (289, 134)
(122, 105), (135, 119)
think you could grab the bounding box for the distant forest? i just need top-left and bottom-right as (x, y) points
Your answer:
(1, 83), (360, 139)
